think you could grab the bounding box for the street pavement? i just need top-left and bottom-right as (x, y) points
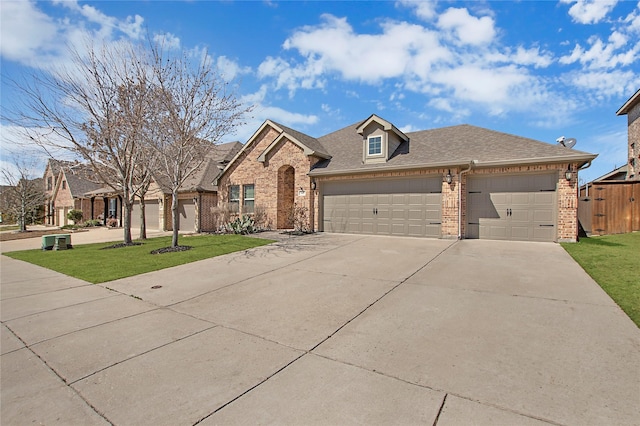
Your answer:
(1, 230), (639, 425)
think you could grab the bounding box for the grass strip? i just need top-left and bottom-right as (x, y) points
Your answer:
(4, 234), (274, 284)
(561, 232), (639, 328)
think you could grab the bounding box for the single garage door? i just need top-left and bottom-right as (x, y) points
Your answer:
(131, 199), (160, 230)
(177, 199), (195, 233)
(323, 177), (442, 238)
(467, 174), (557, 242)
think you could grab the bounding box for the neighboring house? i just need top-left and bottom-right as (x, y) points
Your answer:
(43, 159), (73, 225)
(137, 141), (243, 232)
(48, 163), (106, 226)
(216, 115), (597, 242)
(578, 89), (640, 235)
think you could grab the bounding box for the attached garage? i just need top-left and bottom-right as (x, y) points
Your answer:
(467, 174), (557, 242)
(177, 198), (196, 233)
(322, 177), (442, 238)
(131, 199), (160, 231)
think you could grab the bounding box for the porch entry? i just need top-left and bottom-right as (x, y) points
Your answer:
(277, 165), (295, 229)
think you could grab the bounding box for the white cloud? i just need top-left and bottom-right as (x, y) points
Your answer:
(560, 34), (640, 69)
(216, 56), (251, 81)
(564, 69), (637, 98)
(154, 33), (181, 50)
(1, 1), (146, 70)
(397, 0), (437, 21)
(0, 1), (59, 64)
(436, 7), (496, 46)
(560, 0), (618, 24)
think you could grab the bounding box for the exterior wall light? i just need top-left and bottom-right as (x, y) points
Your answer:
(445, 170), (453, 184)
(311, 180), (317, 190)
(565, 167), (573, 181)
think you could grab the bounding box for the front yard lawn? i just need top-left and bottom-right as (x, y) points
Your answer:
(4, 234), (274, 284)
(562, 232), (640, 328)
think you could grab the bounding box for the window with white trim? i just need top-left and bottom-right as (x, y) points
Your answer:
(229, 185), (240, 213)
(368, 136), (382, 156)
(243, 184), (254, 214)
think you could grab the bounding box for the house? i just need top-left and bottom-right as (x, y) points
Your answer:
(215, 116), (597, 242)
(43, 159), (72, 225)
(45, 160), (105, 226)
(578, 89), (640, 235)
(44, 160), (107, 226)
(136, 141), (243, 232)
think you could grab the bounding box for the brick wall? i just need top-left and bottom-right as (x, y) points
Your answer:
(217, 126), (319, 231)
(314, 162), (579, 242)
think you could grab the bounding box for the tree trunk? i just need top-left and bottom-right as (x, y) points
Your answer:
(19, 200), (26, 232)
(139, 196), (147, 240)
(171, 191), (179, 247)
(121, 196), (133, 245)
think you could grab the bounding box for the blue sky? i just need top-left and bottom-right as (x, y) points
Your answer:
(1, 0), (639, 184)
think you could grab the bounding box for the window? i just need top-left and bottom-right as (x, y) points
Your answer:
(47, 177), (52, 190)
(368, 136), (382, 156)
(229, 185), (240, 212)
(243, 184), (255, 214)
(62, 180), (66, 190)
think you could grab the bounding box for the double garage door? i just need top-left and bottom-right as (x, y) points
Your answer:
(322, 173), (558, 242)
(467, 174), (557, 242)
(322, 177), (442, 238)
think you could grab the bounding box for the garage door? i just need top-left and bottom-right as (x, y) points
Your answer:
(177, 199), (195, 232)
(323, 177), (442, 238)
(131, 199), (160, 230)
(467, 174), (557, 242)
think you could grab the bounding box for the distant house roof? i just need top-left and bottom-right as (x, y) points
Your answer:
(589, 165), (629, 183)
(63, 165), (102, 198)
(154, 141), (244, 193)
(617, 88), (640, 116)
(309, 122), (596, 176)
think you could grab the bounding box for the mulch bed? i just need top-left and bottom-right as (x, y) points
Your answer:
(100, 242), (144, 250)
(150, 245), (192, 255)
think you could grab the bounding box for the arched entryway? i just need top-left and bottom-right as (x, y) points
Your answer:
(277, 165), (295, 229)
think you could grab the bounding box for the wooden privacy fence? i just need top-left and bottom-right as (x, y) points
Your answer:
(579, 181), (640, 235)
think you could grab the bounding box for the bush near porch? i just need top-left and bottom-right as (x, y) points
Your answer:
(562, 232), (640, 328)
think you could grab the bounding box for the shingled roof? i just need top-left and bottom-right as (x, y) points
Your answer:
(63, 165), (102, 197)
(309, 121), (597, 176)
(155, 141), (243, 193)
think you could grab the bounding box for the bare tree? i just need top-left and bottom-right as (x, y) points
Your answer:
(151, 44), (251, 248)
(4, 39), (158, 245)
(0, 156), (45, 232)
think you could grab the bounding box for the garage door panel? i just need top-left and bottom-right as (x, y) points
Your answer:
(323, 177), (442, 238)
(468, 174), (556, 242)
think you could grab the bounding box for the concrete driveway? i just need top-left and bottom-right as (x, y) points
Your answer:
(1, 233), (638, 425)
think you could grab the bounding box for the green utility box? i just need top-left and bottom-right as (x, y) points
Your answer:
(42, 234), (72, 250)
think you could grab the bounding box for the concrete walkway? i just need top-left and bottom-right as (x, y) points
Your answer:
(1, 232), (638, 425)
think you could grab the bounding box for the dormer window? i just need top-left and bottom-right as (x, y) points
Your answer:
(368, 136), (382, 156)
(357, 114), (410, 165)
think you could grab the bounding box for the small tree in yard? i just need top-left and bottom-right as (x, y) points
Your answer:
(0, 156), (46, 232)
(5, 37), (161, 246)
(67, 209), (83, 224)
(150, 42), (251, 249)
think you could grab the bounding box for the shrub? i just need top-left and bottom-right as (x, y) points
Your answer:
(210, 202), (233, 232)
(67, 209), (83, 224)
(106, 217), (118, 227)
(227, 215), (255, 235)
(252, 205), (272, 231)
(83, 219), (102, 227)
(289, 204), (311, 233)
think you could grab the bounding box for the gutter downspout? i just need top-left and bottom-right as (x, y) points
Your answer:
(458, 161), (474, 240)
(578, 160), (593, 197)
